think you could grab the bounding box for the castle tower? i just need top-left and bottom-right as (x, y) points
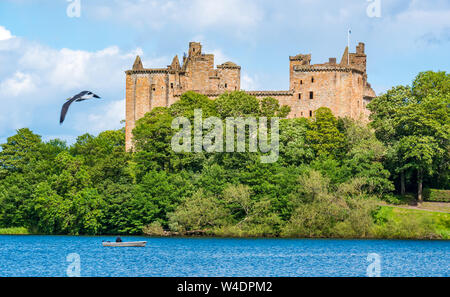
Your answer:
(288, 42), (374, 119)
(125, 42), (242, 151)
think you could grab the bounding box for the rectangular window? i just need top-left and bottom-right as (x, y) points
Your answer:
(309, 91), (314, 99)
(170, 83), (174, 89)
(309, 110), (313, 117)
(298, 93), (302, 100)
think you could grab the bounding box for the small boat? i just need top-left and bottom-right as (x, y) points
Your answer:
(102, 241), (147, 247)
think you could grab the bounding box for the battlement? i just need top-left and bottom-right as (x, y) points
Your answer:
(291, 42), (367, 73)
(125, 42), (376, 151)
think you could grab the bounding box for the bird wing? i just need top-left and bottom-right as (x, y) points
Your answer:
(60, 97), (78, 124)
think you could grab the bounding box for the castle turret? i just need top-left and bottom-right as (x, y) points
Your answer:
(340, 47), (349, 65)
(189, 42), (202, 56)
(132, 55), (143, 70)
(169, 55), (180, 71)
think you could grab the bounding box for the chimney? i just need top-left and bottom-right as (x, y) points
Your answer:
(356, 42), (365, 55)
(329, 57), (336, 65)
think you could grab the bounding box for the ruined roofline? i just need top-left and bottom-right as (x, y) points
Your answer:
(125, 68), (169, 75)
(217, 62), (241, 69)
(291, 42), (366, 72)
(293, 65), (365, 74)
(124, 63), (242, 74)
(126, 42), (241, 74)
(245, 90), (293, 96)
(173, 90), (293, 98)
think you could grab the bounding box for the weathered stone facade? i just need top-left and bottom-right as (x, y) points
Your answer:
(125, 42), (376, 150)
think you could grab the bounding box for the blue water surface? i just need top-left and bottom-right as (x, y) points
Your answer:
(0, 236), (448, 277)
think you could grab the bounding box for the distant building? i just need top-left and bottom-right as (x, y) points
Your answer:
(125, 42), (376, 150)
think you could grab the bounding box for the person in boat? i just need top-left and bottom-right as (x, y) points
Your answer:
(116, 236), (122, 243)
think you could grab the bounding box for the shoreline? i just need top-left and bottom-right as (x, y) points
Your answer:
(1, 233), (448, 241)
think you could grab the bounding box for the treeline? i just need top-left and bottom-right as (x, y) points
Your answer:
(0, 71), (448, 238)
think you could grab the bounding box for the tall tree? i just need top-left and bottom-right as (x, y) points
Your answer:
(306, 107), (345, 158)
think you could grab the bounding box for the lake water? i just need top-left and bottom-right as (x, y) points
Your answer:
(0, 236), (448, 277)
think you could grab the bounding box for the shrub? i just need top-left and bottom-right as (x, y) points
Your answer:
(423, 188), (450, 202)
(142, 222), (165, 236)
(0, 227), (30, 235)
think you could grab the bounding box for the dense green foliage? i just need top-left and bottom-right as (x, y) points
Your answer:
(0, 72), (448, 238)
(367, 71), (449, 201)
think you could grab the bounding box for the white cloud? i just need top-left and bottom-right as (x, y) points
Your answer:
(241, 73), (260, 90)
(75, 99), (125, 134)
(0, 71), (36, 96)
(91, 0), (263, 32)
(0, 26), (13, 41)
(210, 49), (232, 66)
(0, 37), (154, 138)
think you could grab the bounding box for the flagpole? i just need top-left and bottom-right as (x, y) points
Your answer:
(347, 29), (350, 65)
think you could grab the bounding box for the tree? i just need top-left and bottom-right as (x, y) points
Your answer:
(394, 73), (449, 202)
(170, 91), (217, 119)
(279, 118), (314, 165)
(168, 189), (228, 232)
(132, 107), (177, 174)
(367, 86), (413, 195)
(0, 128), (42, 178)
(368, 72), (449, 200)
(306, 107), (345, 158)
(396, 136), (442, 202)
(215, 91), (261, 118)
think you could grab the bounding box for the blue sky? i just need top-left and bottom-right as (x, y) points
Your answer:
(0, 0), (449, 145)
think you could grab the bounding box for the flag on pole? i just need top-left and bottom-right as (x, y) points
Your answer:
(347, 29), (351, 65)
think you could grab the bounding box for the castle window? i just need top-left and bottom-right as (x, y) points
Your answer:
(301, 112), (303, 116)
(309, 110), (313, 117)
(298, 93), (302, 100)
(171, 83), (174, 89)
(309, 91), (314, 99)
(311, 77), (314, 83)
(300, 80), (303, 85)
(225, 83), (228, 88)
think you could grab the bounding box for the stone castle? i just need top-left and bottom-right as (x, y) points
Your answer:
(125, 42), (376, 150)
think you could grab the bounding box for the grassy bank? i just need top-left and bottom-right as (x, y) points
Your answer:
(0, 227), (30, 235)
(143, 205), (450, 240)
(372, 206), (450, 239)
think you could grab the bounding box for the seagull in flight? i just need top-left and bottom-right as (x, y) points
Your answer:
(60, 91), (101, 124)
